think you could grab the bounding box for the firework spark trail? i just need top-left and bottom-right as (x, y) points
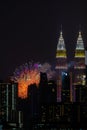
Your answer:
(11, 62), (56, 99)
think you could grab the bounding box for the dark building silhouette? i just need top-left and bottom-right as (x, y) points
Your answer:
(39, 72), (48, 85)
(28, 83), (38, 120)
(61, 71), (70, 102)
(72, 103), (81, 127)
(47, 80), (57, 103)
(23, 83), (39, 129)
(75, 84), (87, 102)
(39, 72), (48, 104)
(39, 73), (57, 104)
(80, 103), (87, 126)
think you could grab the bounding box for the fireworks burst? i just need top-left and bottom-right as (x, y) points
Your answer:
(11, 62), (56, 99)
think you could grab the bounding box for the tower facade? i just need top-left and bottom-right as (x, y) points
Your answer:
(55, 30), (68, 102)
(55, 29), (86, 102)
(55, 30), (67, 70)
(0, 83), (18, 123)
(74, 31), (85, 85)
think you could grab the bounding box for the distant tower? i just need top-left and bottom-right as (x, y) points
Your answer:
(74, 30), (85, 85)
(55, 28), (68, 102)
(74, 30), (85, 102)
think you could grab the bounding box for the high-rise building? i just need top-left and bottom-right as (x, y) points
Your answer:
(39, 72), (48, 103)
(27, 83), (38, 120)
(73, 31), (85, 101)
(74, 31), (85, 84)
(23, 83), (39, 129)
(60, 102), (73, 124)
(55, 29), (86, 102)
(61, 72), (70, 102)
(47, 80), (57, 103)
(75, 84), (86, 102)
(0, 82), (24, 130)
(39, 73), (57, 104)
(55, 29), (67, 102)
(55, 29), (67, 70)
(0, 83), (18, 123)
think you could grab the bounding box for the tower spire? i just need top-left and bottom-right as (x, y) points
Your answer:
(61, 24), (62, 32)
(56, 27), (66, 56)
(79, 24), (81, 32)
(55, 27), (67, 69)
(75, 30), (85, 57)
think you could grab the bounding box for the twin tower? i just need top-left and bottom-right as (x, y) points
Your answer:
(55, 29), (85, 78)
(55, 29), (85, 102)
(55, 30), (85, 69)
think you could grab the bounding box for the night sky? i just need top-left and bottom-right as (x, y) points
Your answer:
(0, 1), (87, 80)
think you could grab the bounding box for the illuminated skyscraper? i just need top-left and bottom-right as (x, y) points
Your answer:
(0, 82), (24, 130)
(55, 29), (67, 70)
(0, 83), (18, 123)
(55, 29), (68, 102)
(74, 31), (85, 84)
(73, 31), (85, 102)
(55, 28), (86, 102)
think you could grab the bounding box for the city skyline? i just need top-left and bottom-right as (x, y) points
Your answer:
(0, 70), (87, 129)
(0, 1), (87, 80)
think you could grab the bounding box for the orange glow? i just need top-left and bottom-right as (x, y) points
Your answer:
(11, 62), (55, 99)
(15, 70), (40, 99)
